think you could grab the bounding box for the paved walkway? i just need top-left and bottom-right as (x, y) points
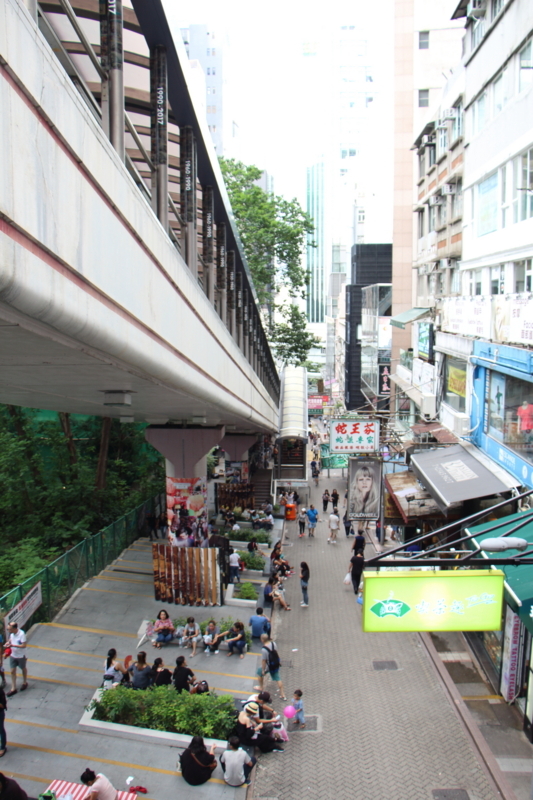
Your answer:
(251, 465), (503, 800)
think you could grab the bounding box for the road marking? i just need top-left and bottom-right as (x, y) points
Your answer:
(31, 645), (103, 659)
(9, 742), (225, 782)
(97, 574), (153, 584)
(27, 674), (96, 689)
(463, 695), (502, 701)
(29, 659), (101, 673)
(1, 772), (50, 785)
(43, 622), (137, 638)
(81, 587), (153, 598)
(6, 718), (79, 734)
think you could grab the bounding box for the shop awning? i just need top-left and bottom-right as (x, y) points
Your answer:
(385, 472), (447, 524)
(411, 421), (459, 444)
(410, 443), (520, 513)
(465, 510), (533, 633)
(390, 308), (430, 329)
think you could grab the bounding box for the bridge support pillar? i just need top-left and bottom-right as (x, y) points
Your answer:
(219, 434), (257, 462)
(145, 425), (225, 478)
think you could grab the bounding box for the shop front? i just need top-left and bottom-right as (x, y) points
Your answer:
(466, 510), (533, 739)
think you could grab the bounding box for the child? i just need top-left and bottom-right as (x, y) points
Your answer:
(293, 689), (305, 728)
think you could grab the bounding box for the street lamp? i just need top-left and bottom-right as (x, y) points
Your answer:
(479, 537), (529, 552)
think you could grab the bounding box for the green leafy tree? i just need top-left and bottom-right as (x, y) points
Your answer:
(269, 305), (320, 366)
(219, 158), (314, 304)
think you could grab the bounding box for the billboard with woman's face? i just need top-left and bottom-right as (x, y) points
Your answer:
(348, 458), (382, 521)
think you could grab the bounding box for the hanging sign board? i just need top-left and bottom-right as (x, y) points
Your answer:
(362, 570), (504, 633)
(329, 419), (380, 453)
(5, 582), (42, 630)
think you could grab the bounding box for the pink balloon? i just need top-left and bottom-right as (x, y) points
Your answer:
(283, 705), (296, 719)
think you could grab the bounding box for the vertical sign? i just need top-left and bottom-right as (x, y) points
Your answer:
(227, 250), (236, 310)
(500, 606), (522, 702)
(180, 127), (196, 223)
(99, 0), (123, 72)
(243, 288), (249, 335)
(235, 270), (243, 324)
(216, 223), (227, 290)
(150, 45), (167, 167)
(203, 186), (214, 263)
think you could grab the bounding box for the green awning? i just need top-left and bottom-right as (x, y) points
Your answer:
(390, 308), (430, 329)
(465, 510), (533, 634)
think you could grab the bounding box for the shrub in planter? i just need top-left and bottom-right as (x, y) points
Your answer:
(237, 550), (266, 571)
(234, 582), (258, 601)
(226, 529), (271, 545)
(89, 686), (237, 740)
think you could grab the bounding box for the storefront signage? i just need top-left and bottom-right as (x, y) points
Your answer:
(447, 364), (467, 398)
(5, 582), (42, 630)
(417, 321), (434, 361)
(441, 297), (491, 339)
(362, 570), (504, 632)
(379, 365), (391, 396)
(166, 476), (207, 525)
(347, 458), (382, 521)
(500, 606), (521, 702)
(330, 418), (380, 453)
(308, 395), (328, 415)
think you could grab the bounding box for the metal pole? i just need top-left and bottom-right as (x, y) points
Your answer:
(150, 45), (168, 230)
(180, 127), (198, 275)
(216, 222), (227, 326)
(100, 0), (124, 158)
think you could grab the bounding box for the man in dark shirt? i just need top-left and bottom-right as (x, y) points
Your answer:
(172, 655), (196, 693)
(354, 529), (366, 552)
(349, 551), (365, 595)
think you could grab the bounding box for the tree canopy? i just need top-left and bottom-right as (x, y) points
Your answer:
(219, 158), (314, 304)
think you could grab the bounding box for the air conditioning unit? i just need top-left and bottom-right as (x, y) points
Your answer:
(441, 184), (457, 195)
(422, 134), (435, 146)
(442, 108), (458, 120)
(429, 195), (444, 206)
(453, 414), (470, 436)
(467, 0), (486, 18)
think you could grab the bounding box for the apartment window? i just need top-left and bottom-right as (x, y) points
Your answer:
(207, 87), (211, 95)
(417, 209), (425, 238)
(418, 151), (425, 179)
(451, 102), (463, 141)
(212, 68), (216, 75)
(500, 166), (509, 228)
(493, 70), (508, 115)
(450, 266), (461, 294)
(438, 123), (448, 156)
(471, 18), (485, 50)
(492, 0), (505, 18)
(451, 179), (463, 219)
(418, 89), (429, 108)
(473, 91), (487, 135)
(514, 260), (533, 293)
(212, 87), (216, 94)
(207, 67), (211, 75)
(419, 31), (429, 49)
(491, 265), (505, 295)
(358, 209), (365, 223)
(437, 199), (447, 228)
(206, 48), (210, 56)
(211, 48), (216, 56)
(519, 148), (533, 221)
(519, 42), (533, 93)
(428, 204), (436, 232)
(468, 269), (482, 295)
(427, 144), (436, 167)
(478, 172), (498, 236)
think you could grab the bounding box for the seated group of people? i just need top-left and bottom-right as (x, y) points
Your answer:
(260, 542), (293, 611)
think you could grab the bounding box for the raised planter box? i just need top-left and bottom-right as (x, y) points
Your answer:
(224, 583), (257, 608)
(80, 689), (229, 751)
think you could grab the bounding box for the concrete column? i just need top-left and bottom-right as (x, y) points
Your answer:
(146, 425), (225, 477)
(219, 434), (257, 461)
(150, 45), (168, 230)
(203, 186), (215, 304)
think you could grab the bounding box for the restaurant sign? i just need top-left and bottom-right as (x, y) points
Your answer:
(329, 418), (380, 453)
(362, 570), (504, 632)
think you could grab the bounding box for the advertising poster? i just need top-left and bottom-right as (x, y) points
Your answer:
(330, 419), (380, 453)
(5, 582), (42, 629)
(347, 458), (382, 521)
(379, 365), (391, 396)
(488, 372), (506, 440)
(417, 321), (433, 361)
(447, 363), (467, 399)
(166, 476), (207, 525)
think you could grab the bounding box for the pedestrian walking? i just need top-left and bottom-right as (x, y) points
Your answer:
(305, 505), (319, 537)
(328, 507), (340, 543)
(292, 688), (305, 728)
(349, 550), (365, 595)
(322, 489), (330, 513)
(298, 508), (307, 537)
(6, 623), (27, 697)
(343, 511), (354, 537)
(0, 684), (7, 757)
(354, 528), (366, 552)
(254, 634), (285, 699)
(331, 488), (339, 508)
(300, 562), (310, 607)
(228, 549), (241, 584)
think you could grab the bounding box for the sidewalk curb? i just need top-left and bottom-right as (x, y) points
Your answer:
(420, 631), (519, 800)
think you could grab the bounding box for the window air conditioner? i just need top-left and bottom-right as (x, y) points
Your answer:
(441, 184), (457, 195)
(442, 108), (458, 120)
(429, 195), (444, 206)
(467, 0), (486, 18)
(422, 134), (435, 146)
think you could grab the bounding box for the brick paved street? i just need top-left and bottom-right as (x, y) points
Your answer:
(251, 469), (502, 800)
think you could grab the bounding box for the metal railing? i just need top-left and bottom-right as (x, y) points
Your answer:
(0, 493), (164, 629)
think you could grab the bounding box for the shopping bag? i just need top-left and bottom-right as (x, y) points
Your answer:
(357, 593), (363, 605)
(343, 573), (351, 585)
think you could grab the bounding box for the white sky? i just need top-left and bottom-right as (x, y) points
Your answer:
(164, 0), (394, 206)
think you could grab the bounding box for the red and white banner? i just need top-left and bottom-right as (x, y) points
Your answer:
(5, 581), (42, 630)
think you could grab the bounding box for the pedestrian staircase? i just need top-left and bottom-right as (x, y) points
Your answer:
(251, 468), (273, 507)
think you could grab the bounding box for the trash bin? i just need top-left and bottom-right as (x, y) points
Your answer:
(285, 503), (296, 521)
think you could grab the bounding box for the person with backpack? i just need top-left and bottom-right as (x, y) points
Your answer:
(254, 634), (285, 699)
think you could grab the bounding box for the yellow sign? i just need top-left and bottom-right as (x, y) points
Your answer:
(362, 570), (504, 632)
(447, 366), (466, 398)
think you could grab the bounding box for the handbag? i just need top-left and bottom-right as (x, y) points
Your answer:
(343, 573), (352, 585)
(38, 792), (57, 800)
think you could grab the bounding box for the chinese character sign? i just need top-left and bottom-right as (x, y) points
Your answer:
(347, 458), (382, 521)
(329, 418), (380, 453)
(362, 570), (504, 633)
